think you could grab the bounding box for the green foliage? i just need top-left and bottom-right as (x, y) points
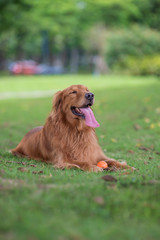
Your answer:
(119, 55), (160, 76)
(1, 0), (160, 72)
(0, 0), (32, 33)
(130, 0), (160, 30)
(106, 26), (160, 75)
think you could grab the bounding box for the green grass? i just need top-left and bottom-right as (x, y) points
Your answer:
(0, 75), (160, 240)
(0, 74), (158, 93)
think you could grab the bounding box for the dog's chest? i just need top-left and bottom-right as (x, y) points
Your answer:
(64, 131), (100, 162)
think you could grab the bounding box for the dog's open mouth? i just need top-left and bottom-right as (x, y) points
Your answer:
(71, 107), (86, 119)
(71, 106), (100, 128)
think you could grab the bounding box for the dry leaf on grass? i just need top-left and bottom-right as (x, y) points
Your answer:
(17, 167), (28, 172)
(111, 138), (117, 143)
(101, 175), (117, 182)
(128, 150), (135, 154)
(150, 123), (155, 129)
(32, 170), (43, 175)
(122, 171), (131, 175)
(144, 161), (149, 165)
(144, 118), (150, 123)
(139, 146), (149, 151)
(94, 196), (105, 205)
(155, 151), (160, 155)
(30, 164), (37, 167)
(41, 173), (52, 178)
(134, 124), (141, 131)
(16, 161), (27, 165)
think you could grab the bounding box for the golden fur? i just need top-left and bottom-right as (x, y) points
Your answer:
(11, 85), (132, 172)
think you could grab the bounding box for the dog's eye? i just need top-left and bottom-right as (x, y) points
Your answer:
(70, 91), (77, 94)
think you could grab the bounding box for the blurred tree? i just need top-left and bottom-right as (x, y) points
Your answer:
(0, 0), (160, 71)
(0, 0), (32, 69)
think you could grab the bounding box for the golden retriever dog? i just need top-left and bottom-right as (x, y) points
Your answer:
(11, 85), (133, 172)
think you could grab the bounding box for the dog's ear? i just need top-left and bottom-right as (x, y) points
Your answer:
(53, 91), (62, 112)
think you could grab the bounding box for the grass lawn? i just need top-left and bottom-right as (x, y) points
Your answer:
(0, 75), (160, 240)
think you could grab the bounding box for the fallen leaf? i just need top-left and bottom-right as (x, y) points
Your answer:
(149, 157), (153, 160)
(136, 143), (142, 147)
(150, 123), (155, 129)
(16, 161), (27, 165)
(155, 151), (160, 155)
(139, 146), (149, 151)
(111, 138), (117, 143)
(41, 173), (52, 178)
(100, 135), (105, 139)
(122, 171), (131, 175)
(144, 161), (148, 165)
(150, 144), (154, 150)
(134, 124), (141, 130)
(155, 107), (160, 114)
(17, 167), (28, 172)
(101, 175), (117, 182)
(32, 170), (43, 174)
(21, 162), (27, 165)
(30, 164), (37, 167)
(128, 150), (135, 154)
(144, 118), (150, 123)
(94, 196), (105, 205)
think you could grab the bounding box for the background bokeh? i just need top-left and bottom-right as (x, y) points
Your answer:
(0, 0), (160, 76)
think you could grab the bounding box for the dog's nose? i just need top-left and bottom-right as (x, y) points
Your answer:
(85, 92), (94, 101)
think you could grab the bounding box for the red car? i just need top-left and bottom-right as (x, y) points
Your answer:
(9, 60), (38, 75)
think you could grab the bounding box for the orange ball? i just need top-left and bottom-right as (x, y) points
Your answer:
(97, 161), (108, 169)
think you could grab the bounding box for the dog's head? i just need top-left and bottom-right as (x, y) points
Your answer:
(53, 85), (99, 129)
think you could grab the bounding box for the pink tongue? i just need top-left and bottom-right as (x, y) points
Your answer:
(80, 108), (100, 128)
